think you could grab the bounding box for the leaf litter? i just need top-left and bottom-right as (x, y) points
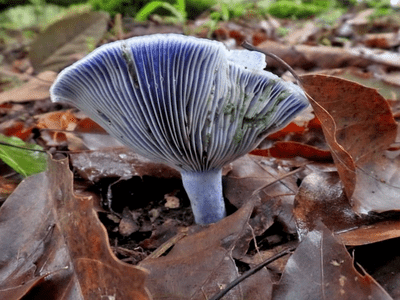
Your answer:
(0, 154), (150, 299)
(1, 4), (400, 300)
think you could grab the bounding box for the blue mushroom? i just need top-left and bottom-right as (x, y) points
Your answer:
(50, 34), (308, 225)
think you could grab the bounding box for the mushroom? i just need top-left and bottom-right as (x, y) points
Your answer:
(50, 34), (308, 225)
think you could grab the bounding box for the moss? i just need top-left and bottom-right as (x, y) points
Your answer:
(120, 42), (139, 88)
(233, 128), (243, 144)
(224, 102), (236, 115)
(276, 90), (290, 104)
(204, 132), (211, 147)
(267, 0), (326, 19)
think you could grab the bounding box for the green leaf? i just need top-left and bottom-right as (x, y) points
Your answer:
(176, 0), (186, 14)
(135, 1), (165, 21)
(0, 4), (66, 30)
(0, 134), (47, 177)
(135, 1), (186, 23)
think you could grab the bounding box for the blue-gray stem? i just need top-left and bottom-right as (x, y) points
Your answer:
(181, 169), (226, 225)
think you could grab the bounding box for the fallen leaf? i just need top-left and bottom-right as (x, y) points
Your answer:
(139, 219), (182, 250)
(240, 242), (297, 277)
(293, 170), (400, 246)
(37, 110), (79, 130)
(0, 175), (20, 202)
(36, 110), (81, 146)
(224, 155), (300, 254)
(301, 74), (400, 213)
(337, 219), (400, 246)
(29, 12), (110, 72)
(285, 21), (318, 45)
(0, 119), (33, 141)
(224, 155), (298, 209)
(0, 154), (150, 299)
(362, 32), (400, 49)
(293, 171), (364, 237)
(139, 199), (273, 300)
(273, 222), (393, 300)
(257, 41), (400, 70)
(0, 71), (57, 103)
(69, 147), (181, 182)
(316, 68), (400, 100)
(352, 149), (400, 213)
(75, 117), (107, 134)
(119, 207), (140, 237)
(251, 141), (332, 161)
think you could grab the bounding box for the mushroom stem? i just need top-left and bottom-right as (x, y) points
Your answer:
(181, 169), (226, 225)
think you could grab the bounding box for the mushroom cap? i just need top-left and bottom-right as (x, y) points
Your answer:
(50, 34), (308, 172)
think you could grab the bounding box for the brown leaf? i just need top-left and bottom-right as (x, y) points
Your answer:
(75, 117), (107, 134)
(257, 41), (400, 70)
(251, 141), (332, 161)
(285, 21), (318, 45)
(223, 155), (300, 254)
(0, 119), (33, 141)
(240, 243), (297, 277)
(316, 68), (400, 101)
(36, 110), (81, 146)
(337, 219), (400, 246)
(139, 200), (273, 300)
(36, 110), (79, 132)
(224, 155), (298, 209)
(0, 155), (150, 299)
(293, 171), (363, 235)
(301, 74), (399, 213)
(29, 12), (110, 72)
(69, 147), (181, 182)
(0, 71), (57, 103)
(273, 222), (393, 300)
(362, 32), (400, 49)
(294, 171), (400, 245)
(352, 150), (400, 212)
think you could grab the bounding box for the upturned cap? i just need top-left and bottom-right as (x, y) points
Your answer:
(50, 34), (308, 171)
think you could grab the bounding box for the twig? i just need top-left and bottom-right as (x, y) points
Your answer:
(251, 165), (305, 196)
(209, 246), (296, 300)
(143, 229), (188, 260)
(241, 41), (303, 88)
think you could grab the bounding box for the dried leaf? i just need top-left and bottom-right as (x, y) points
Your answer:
(285, 21), (318, 45)
(139, 200), (273, 300)
(223, 155), (300, 258)
(29, 12), (110, 72)
(0, 71), (57, 103)
(301, 74), (399, 213)
(69, 147), (181, 182)
(293, 171), (363, 236)
(251, 141), (332, 161)
(362, 32), (400, 49)
(224, 155), (298, 208)
(257, 41), (400, 70)
(338, 219), (400, 246)
(273, 222), (393, 300)
(0, 155), (150, 299)
(0, 119), (33, 141)
(316, 68), (400, 101)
